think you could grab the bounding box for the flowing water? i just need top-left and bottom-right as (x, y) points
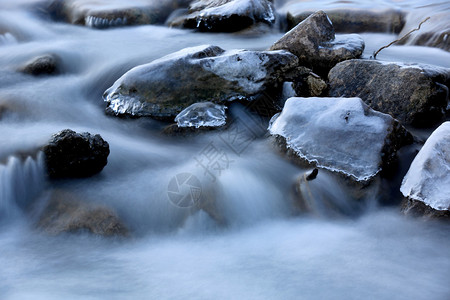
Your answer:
(0, 0), (449, 299)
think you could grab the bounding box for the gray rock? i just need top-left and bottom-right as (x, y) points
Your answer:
(37, 190), (128, 236)
(103, 45), (298, 119)
(19, 54), (59, 76)
(47, 0), (189, 28)
(269, 97), (412, 182)
(269, 11), (364, 75)
(329, 59), (450, 127)
(400, 122), (450, 219)
(168, 0), (275, 32)
(42, 129), (110, 179)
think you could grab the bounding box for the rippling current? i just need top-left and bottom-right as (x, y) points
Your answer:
(0, 0), (449, 299)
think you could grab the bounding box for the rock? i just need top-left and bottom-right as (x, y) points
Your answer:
(400, 122), (450, 219)
(269, 97), (412, 182)
(283, 4), (405, 33)
(19, 54), (59, 76)
(47, 0), (189, 28)
(42, 129), (110, 179)
(103, 45), (298, 119)
(37, 190), (128, 236)
(168, 0), (276, 32)
(175, 102), (227, 128)
(269, 11), (364, 75)
(397, 8), (450, 52)
(329, 59), (450, 127)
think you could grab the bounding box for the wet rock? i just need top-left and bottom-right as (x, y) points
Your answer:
(397, 9), (450, 52)
(168, 0), (276, 32)
(329, 59), (450, 127)
(400, 122), (450, 219)
(269, 97), (412, 182)
(42, 129), (110, 179)
(104, 45), (298, 119)
(19, 54), (59, 76)
(175, 102), (227, 128)
(269, 11), (364, 75)
(289, 67), (328, 97)
(37, 190), (128, 236)
(47, 0), (189, 28)
(284, 5), (405, 33)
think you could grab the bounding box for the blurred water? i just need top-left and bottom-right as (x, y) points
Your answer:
(0, 0), (449, 299)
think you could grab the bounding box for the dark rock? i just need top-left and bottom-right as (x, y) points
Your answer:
(269, 97), (412, 182)
(329, 59), (450, 127)
(104, 45), (298, 119)
(46, 0), (190, 28)
(42, 129), (110, 179)
(19, 54), (59, 76)
(289, 67), (328, 97)
(401, 198), (450, 220)
(269, 11), (364, 75)
(400, 122), (450, 219)
(168, 0), (276, 32)
(286, 8), (405, 34)
(37, 190), (128, 236)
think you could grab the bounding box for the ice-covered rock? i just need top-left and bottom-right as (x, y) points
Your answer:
(329, 59), (450, 127)
(269, 97), (412, 182)
(175, 102), (227, 128)
(46, 0), (189, 28)
(104, 45), (298, 118)
(400, 122), (450, 217)
(281, 1), (405, 33)
(269, 11), (364, 75)
(169, 0), (275, 32)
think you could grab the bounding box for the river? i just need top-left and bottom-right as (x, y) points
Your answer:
(0, 0), (449, 299)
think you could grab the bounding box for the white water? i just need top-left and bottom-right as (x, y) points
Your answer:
(0, 0), (449, 299)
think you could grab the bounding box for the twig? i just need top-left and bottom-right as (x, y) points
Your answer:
(372, 17), (430, 59)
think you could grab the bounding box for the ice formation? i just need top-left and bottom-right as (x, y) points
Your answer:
(175, 102), (227, 128)
(400, 122), (450, 210)
(269, 97), (396, 181)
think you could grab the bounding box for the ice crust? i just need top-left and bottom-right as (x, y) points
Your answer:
(175, 102), (227, 128)
(269, 97), (394, 181)
(400, 122), (450, 210)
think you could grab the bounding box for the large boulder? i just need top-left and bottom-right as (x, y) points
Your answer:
(42, 129), (110, 179)
(281, 1), (405, 33)
(269, 10), (364, 75)
(400, 122), (450, 219)
(269, 97), (412, 182)
(103, 45), (298, 118)
(329, 59), (450, 127)
(168, 0), (275, 32)
(46, 0), (189, 28)
(37, 190), (128, 236)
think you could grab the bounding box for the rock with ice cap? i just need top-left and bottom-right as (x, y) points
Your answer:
(103, 45), (298, 119)
(269, 97), (412, 182)
(169, 0), (276, 32)
(400, 122), (450, 219)
(269, 10), (364, 75)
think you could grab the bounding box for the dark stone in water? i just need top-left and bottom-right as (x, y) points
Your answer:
(329, 59), (450, 127)
(42, 129), (110, 179)
(19, 54), (59, 76)
(37, 190), (129, 236)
